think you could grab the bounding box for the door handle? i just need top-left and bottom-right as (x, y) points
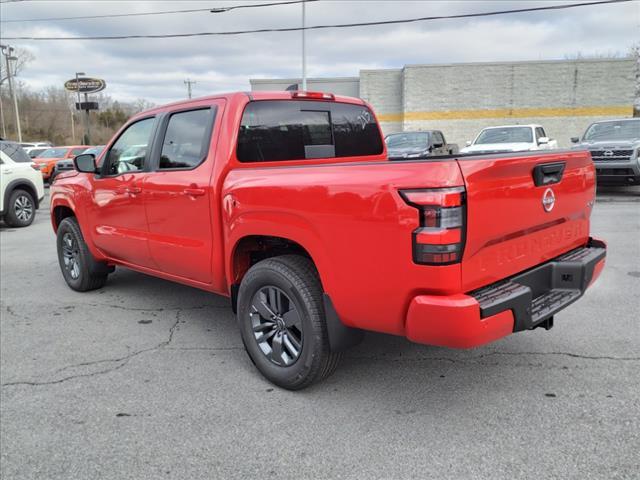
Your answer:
(116, 185), (142, 195)
(182, 187), (206, 197)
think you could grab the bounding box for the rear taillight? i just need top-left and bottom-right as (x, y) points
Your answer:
(291, 91), (335, 100)
(30, 163), (40, 171)
(400, 187), (466, 265)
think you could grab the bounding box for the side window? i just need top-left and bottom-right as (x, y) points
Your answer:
(433, 132), (444, 146)
(160, 108), (214, 169)
(104, 117), (155, 176)
(0, 141), (32, 163)
(237, 100), (383, 162)
(535, 127), (545, 140)
(71, 147), (87, 156)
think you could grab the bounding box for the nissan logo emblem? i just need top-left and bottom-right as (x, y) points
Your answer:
(542, 188), (556, 212)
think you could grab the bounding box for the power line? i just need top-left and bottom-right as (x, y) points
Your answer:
(1, 0), (318, 23)
(1, 0), (630, 41)
(210, 0), (317, 13)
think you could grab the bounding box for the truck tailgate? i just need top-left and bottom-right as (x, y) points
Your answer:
(457, 150), (596, 291)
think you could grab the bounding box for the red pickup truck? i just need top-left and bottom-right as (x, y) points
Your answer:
(50, 91), (606, 389)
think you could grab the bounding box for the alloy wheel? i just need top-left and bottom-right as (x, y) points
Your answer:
(14, 195), (33, 222)
(61, 232), (81, 280)
(250, 286), (303, 366)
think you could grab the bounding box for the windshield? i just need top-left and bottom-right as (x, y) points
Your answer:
(83, 146), (105, 156)
(386, 132), (430, 149)
(37, 147), (70, 158)
(28, 148), (47, 158)
(475, 127), (533, 144)
(583, 120), (640, 141)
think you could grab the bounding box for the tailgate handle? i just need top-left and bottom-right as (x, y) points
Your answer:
(533, 162), (565, 186)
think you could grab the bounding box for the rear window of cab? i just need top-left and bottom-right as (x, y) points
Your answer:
(237, 100), (383, 162)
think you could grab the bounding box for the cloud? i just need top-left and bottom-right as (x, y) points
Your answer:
(1, 0), (637, 104)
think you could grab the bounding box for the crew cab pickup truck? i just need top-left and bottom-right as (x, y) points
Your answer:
(50, 91), (606, 390)
(571, 118), (640, 185)
(385, 130), (458, 159)
(461, 124), (558, 154)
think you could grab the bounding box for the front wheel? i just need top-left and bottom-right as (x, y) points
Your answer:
(237, 255), (341, 390)
(56, 217), (110, 291)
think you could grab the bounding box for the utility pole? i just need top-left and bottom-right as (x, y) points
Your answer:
(0, 93), (6, 138)
(184, 79), (196, 99)
(1, 44), (22, 142)
(70, 107), (75, 143)
(74, 71), (91, 144)
(301, 1), (307, 90)
(83, 91), (91, 144)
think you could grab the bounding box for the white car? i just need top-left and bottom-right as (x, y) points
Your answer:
(1, 140), (45, 227)
(21, 141), (53, 149)
(460, 124), (558, 154)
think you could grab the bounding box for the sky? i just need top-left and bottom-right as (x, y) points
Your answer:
(0, 0), (638, 105)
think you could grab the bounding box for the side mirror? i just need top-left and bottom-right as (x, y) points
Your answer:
(465, 141), (472, 146)
(538, 137), (549, 145)
(571, 137), (580, 144)
(74, 153), (97, 173)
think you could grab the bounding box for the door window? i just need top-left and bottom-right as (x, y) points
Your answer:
(159, 108), (214, 169)
(103, 117), (155, 175)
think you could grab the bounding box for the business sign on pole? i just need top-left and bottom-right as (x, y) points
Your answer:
(64, 77), (106, 94)
(75, 102), (99, 111)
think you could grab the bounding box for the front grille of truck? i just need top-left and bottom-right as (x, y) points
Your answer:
(590, 149), (633, 161)
(596, 168), (634, 176)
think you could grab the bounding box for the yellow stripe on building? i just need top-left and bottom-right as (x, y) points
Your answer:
(377, 105), (632, 123)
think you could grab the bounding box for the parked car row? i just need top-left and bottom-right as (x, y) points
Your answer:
(385, 118), (640, 185)
(0, 140), (105, 228)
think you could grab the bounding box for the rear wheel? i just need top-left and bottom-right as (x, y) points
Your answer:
(56, 217), (110, 291)
(237, 255), (341, 390)
(5, 189), (36, 227)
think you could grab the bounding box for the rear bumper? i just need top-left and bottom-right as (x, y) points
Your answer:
(405, 238), (606, 348)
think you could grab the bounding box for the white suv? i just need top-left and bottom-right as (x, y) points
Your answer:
(1, 140), (45, 227)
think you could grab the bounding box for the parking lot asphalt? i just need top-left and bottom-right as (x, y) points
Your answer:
(1, 188), (639, 480)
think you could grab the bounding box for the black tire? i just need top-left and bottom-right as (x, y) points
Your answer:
(237, 255), (341, 390)
(48, 172), (57, 184)
(5, 189), (36, 227)
(56, 217), (110, 291)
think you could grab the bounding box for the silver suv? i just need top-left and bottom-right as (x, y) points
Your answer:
(572, 118), (640, 185)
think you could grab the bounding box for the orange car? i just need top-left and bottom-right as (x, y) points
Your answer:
(33, 146), (90, 181)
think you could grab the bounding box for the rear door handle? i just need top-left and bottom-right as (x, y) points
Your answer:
(182, 188), (206, 197)
(533, 162), (566, 186)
